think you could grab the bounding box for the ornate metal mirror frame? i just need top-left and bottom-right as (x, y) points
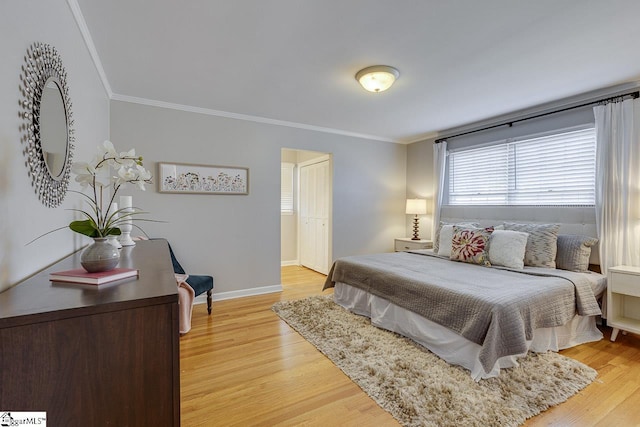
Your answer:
(19, 42), (75, 208)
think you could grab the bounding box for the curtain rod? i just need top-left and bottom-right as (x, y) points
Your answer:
(434, 90), (640, 144)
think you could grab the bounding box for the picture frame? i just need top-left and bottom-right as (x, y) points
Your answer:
(157, 162), (249, 195)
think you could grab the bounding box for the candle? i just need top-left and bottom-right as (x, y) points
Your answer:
(119, 196), (132, 210)
(118, 195), (135, 246)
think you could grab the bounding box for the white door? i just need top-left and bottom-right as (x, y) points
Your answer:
(299, 160), (329, 274)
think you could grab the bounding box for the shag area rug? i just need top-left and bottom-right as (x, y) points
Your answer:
(272, 295), (597, 427)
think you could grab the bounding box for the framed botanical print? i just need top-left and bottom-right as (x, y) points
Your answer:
(158, 162), (249, 195)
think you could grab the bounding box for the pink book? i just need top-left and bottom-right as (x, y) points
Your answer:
(49, 268), (139, 285)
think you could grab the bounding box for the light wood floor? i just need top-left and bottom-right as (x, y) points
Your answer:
(180, 266), (640, 426)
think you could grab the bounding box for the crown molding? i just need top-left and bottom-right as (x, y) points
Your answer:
(111, 94), (399, 143)
(401, 131), (440, 145)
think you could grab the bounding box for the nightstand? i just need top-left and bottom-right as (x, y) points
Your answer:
(607, 265), (640, 341)
(394, 238), (433, 252)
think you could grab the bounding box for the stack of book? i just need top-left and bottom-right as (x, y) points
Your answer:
(49, 268), (139, 285)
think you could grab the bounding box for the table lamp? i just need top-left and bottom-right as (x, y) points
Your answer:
(406, 198), (427, 240)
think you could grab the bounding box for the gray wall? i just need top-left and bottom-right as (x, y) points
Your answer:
(406, 137), (436, 240)
(110, 100), (407, 296)
(0, 0), (110, 291)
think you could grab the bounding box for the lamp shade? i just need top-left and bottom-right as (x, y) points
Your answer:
(405, 198), (427, 215)
(355, 65), (399, 93)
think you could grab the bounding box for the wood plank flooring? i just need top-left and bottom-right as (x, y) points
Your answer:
(180, 266), (640, 426)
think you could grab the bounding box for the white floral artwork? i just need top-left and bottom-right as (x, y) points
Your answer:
(158, 162), (249, 195)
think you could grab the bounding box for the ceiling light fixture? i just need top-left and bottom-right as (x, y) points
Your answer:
(355, 65), (400, 93)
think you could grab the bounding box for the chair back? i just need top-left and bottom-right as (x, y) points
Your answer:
(164, 240), (186, 275)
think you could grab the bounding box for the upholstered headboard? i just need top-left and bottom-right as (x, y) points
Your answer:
(441, 205), (599, 265)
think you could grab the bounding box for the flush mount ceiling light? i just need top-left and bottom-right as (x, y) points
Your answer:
(355, 65), (400, 93)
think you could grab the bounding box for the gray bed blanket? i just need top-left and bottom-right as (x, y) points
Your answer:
(323, 251), (602, 372)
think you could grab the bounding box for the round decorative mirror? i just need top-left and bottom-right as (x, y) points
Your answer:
(19, 42), (75, 208)
(40, 77), (69, 179)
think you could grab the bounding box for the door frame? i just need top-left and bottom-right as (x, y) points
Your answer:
(296, 154), (332, 274)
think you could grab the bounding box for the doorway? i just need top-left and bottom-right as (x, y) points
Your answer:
(281, 148), (332, 275)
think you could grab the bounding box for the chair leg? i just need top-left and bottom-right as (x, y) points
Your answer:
(207, 289), (212, 315)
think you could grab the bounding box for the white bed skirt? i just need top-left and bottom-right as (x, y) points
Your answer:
(334, 282), (603, 381)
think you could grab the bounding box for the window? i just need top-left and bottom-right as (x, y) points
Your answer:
(447, 126), (596, 206)
(281, 162), (295, 214)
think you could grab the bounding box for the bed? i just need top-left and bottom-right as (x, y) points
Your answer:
(324, 223), (605, 381)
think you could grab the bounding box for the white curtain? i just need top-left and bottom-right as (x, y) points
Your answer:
(594, 98), (640, 275)
(432, 140), (447, 233)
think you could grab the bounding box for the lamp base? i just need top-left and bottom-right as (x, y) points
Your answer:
(411, 216), (420, 240)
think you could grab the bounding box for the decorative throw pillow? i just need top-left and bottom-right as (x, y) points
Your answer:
(503, 223), (560, 268)
(433, 221), (479, 253)
(437, 225), (455, 257)
(450, 226), (493, 266)
(556, 234), (599, 272)
(488, 230), (529, 269)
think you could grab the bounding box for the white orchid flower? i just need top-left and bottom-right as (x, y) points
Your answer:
(116, 166), (138, 187)
(119, 158), (137, 168)
(112, 148), (135, 167)
(120, 148), (136, 158)
(74, 172), (94, 189)
(98, 140), (118, 157)
(134, 164), (152, 191)
(136, 164), (152, 180)
(71, 162), (96, 188)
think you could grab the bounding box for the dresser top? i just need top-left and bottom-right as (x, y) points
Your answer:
(0, 239), (178, 327)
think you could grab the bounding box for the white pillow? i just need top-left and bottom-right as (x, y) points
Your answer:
(488, 230), (529, 269)
(437, 225), (455, 257)
(503, 222), (560, 268)
(433, 221), (479, 253)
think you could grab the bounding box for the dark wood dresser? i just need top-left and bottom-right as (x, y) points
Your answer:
(0, 239), (180, 426)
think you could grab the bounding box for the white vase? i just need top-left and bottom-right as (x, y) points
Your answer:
(81, 237), (120, 273)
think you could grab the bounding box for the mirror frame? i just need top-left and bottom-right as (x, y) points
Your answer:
(19, 42), (75, 208)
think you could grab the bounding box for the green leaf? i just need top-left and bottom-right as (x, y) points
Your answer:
(106, 227), (122, 236)
(69, 220), (100, 238)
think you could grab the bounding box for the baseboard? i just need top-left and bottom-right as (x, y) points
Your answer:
(281, 260), (299, 267)
(194, 284), (283, 304)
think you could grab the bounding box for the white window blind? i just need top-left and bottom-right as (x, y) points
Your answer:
(281, 162), (295, 214)
(448, 127), (596, 206)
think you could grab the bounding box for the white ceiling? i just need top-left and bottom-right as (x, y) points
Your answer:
(75, 0), (640, 143)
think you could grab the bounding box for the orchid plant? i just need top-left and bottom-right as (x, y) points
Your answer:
(69, 140), (153, 238)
